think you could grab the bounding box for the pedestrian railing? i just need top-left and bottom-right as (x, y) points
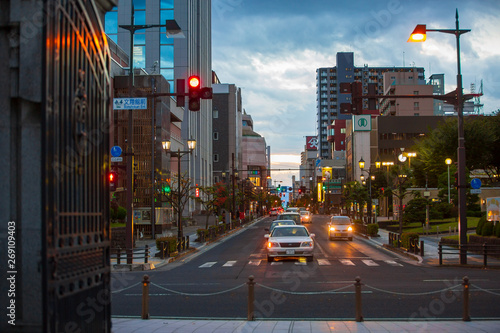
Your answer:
(438, 242), (500, 266)
(388, 232), (424, 256)
(118, 275), (480, 322)
(112, 245), (150, 265)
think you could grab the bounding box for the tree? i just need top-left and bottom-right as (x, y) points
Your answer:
(163, 171), (194, 226)
(196, 182), (228, 229)
(342, 181), (368, 219)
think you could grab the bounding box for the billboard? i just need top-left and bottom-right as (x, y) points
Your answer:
(306, 136), (318, 150)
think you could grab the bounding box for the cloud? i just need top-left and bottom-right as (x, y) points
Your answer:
(212, 0), (500, 164)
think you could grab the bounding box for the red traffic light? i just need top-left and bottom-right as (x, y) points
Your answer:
(109, 172), (115, 182)
(188, 76), (200, 88)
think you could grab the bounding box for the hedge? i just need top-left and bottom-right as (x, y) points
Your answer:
(401, 232), (419, 249)
(155, 236), (177, 253)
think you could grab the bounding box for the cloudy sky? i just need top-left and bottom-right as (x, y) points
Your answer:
(211, 0), (500, 185)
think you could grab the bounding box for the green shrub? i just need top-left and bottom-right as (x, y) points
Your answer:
(476, 215), (486, 235)
(494, 223), (500, 238)
(155, 236), (177, 252)
(366, 223), (379, 236)
(482, 221), (494, 236)
(116, 206), (127, 220)
(401, 232), (419, 249)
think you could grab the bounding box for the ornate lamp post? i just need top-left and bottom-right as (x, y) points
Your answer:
(162, 139), (196, 252)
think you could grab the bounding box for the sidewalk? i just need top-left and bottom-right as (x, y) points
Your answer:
(111, 318), (500, 332)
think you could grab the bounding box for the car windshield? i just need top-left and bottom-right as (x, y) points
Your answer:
(300, 211), (309, 215)
(270, 220), (295, 230)
(271, 227), (308, 237)
(278, 214), (300, 224)
(331, 217), (351, 225)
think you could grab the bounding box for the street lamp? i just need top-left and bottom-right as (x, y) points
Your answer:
(119, 8), (184, 263)
(408, 10), (470, 264)
(446, 158), (453, 204)
(162, 139), (196, 252)
(358, 157), (375, 224)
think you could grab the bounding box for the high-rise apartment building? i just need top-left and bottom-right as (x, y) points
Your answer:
(316, 52), (425, 159)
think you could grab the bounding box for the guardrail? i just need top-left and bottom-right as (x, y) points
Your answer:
(128, 275), (476, 322)
(112, 245), (150, 265)
(388, 232), (424, 256)
(438, 242), (500, 266)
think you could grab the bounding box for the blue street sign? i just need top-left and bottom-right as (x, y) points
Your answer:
(471, 178), (482, 189)
(111, 146), (122, 157)
(113, 97), (147, 110)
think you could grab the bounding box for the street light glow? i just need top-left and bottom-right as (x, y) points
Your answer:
(407, 24), (427, 42)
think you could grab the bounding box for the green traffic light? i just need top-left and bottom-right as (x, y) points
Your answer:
(163, 184), (171, 194)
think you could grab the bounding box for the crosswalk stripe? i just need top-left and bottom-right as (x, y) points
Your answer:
(339, 259), (355, 266)
(385, 260), (403, 266)
(362, 260), (379, 266)
(270, 262), (283, 265)
(199, 262), (217, 268)
(248, 260), (261, 266)
(223, 261), (237, 267)
(317, 259), (331, 265)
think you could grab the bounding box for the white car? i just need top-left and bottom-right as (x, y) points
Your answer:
(264, 225), (315, 262)
(328, 215), (353, 241)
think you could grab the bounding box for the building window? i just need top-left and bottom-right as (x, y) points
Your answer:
(213, 109), (218, 118)
(414, 102), (419, 110)
(413, 91), (419, 95)
(214, 176), (219, 183)
(414, 113), (420, 116)
(213, 132), (219, 140)
(214, 154), (219, 162)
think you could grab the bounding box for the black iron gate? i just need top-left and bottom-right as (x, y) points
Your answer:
(42, 0), (111, 331)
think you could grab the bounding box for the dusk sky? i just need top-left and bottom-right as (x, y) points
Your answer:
(211, 0), (500, 185)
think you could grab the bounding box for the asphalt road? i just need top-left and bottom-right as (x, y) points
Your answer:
(111, 215), (500, 320)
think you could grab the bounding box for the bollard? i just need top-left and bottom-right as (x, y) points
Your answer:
(142, 275), (150, 319)
(462, 276), (470, 321)
(117, 248), (121, 265)
(145, 245), (149, 264)
(247, 275), (255, 321)
(483, 243), (487, 267)
(165, 241), (170, 257)
(186, 236), (190, 250)
(159, 241), (165, 259)
(354, 276), (363, 322)
(420, 240), (424, 256)
(438, 243), (442, 265)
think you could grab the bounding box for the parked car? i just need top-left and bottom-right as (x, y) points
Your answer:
(264, 225), (315, 262)
(265, 220), (296, 233)
(328, 215), (353, 241)
(300, 210), (312, 223)
(276, 212), (301, 225)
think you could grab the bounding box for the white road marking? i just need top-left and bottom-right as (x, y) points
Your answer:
(199, 262), (217, 268)
(248, 260), (261, 266)
(223, 260), (237, 267)
(385, 260), (403, 266)
(362, 259), (379, 266)
(270, 262), (283, 265)
(317, 259), (331, 265)
(339, 259), (355, 266)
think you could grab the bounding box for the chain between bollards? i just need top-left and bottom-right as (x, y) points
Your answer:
(247, 275), (255, 321)
(354, 276), (363, 322)
(142, 275), (150, 319)
(462, 276), (470, 321)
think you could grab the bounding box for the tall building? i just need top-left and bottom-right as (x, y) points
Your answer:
(316, 52), (425, 159)
(212, 83), (243, 184)
(105, 0), (212, 214)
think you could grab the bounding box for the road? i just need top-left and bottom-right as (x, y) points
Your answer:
(111, 215), (500, 320)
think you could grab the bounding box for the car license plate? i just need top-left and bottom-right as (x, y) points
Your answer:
(335, 233), (342, 237)
(286, 249), (295, 255)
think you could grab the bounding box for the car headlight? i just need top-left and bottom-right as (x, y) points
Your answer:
(329, 227), (335, 231)
(268, 242), (280, 248)
(301, 241), (313, 247)
(348, 226), (353, 231)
